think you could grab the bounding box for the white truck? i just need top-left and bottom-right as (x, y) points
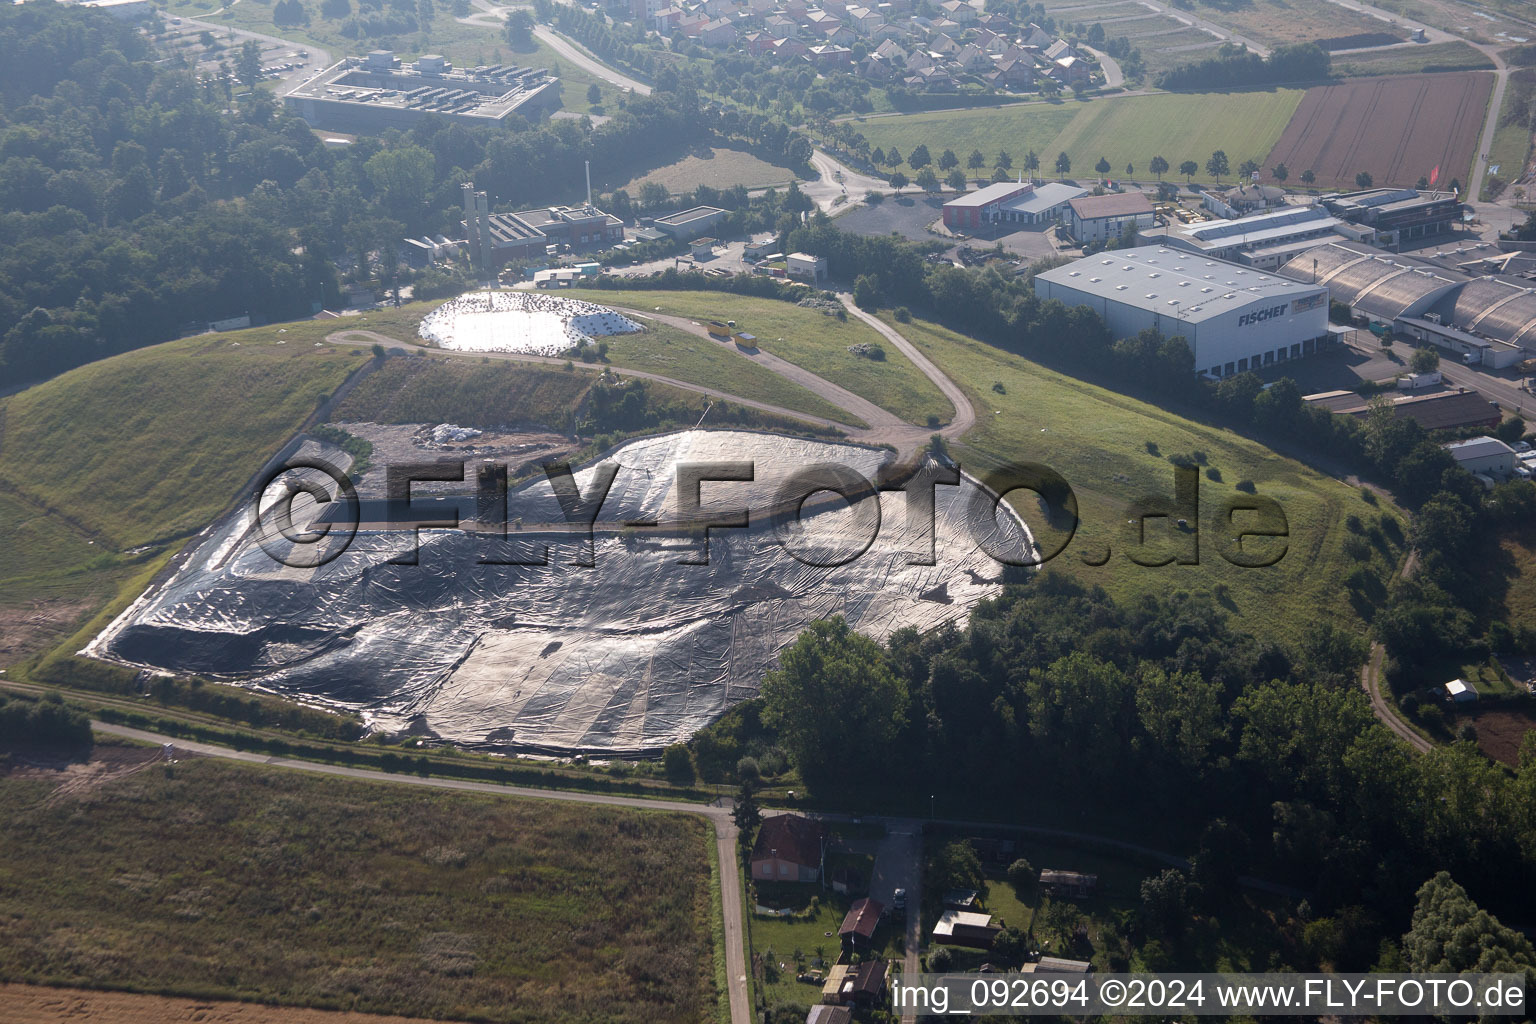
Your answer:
(1398, 371), (1442, 390)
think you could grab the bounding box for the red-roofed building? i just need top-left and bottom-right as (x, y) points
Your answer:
(750, 814), (825, 882)
(838, 896), (885, 950)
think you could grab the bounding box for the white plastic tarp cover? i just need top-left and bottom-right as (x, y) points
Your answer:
(93, 430), (1031, 753)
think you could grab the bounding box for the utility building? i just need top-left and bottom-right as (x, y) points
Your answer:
(1034, 245), (1332, 377)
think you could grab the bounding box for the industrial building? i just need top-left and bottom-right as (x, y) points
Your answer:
(1323, 187), (1462, 246)
(284, 51), (558, 132)
(1154, 205), (1364, 270)
(1281, 239), (1536, 358)
(941, 181), (1087, 230)
(1277, 240), (1462, 323)
(461, 183), (623, 270)
(1034, 246), (1331, 377)
(651, 206), (729, 239)
(1303, 388), (1502, 432)
(1444, 436), (1518, 478)
(1065, 192), (1155, 244)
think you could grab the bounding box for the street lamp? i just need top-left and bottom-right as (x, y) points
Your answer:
(929, 794), (935, 819)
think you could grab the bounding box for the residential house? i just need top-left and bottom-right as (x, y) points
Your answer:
(702, 0), (735, 16)
(987, 56), (1037, 89)
(928, 32), (959, 54)
(821, 23), (859, 44)
(1020, 22), (1054, 47)
(842, 960), (888, 1009)
(932, 16), (964, 35)
(838, 896), (884, 951)
(743, 30), (777, 54)
(873, 37), (906, 59)
(774, 36), (811, 58)
(698, 17), (738, 45)
(749, 813), (825, 882)
(652, 6), (683, 31)
(1445, 678), (1480, 703)
(954, 42), (990, 71)
(1043, 37), (1076, 61)
(678, 11), (711, 35)
(807, 42), (853, 66)
(806, 1005), (853, 1024)
(859, 53), (897, 79)
(846, 5), (883, 34)
(764, 13), (798, 34)
(939, 0), (976, 21)
(869, 20), (906, 40)
(1052, 54), (1087, 84)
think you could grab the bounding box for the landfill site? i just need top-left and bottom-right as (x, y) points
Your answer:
(88, 429), (1031, 754)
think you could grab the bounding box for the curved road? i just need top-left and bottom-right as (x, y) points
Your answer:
(91, 720), (752, 1024)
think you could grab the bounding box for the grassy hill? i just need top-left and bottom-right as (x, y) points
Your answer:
(567, 288), (953, 427)
(849, 89), (1305, 180)
(889, 313), (1402, 649)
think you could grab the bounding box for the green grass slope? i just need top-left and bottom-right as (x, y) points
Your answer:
(892, 314), (1400, 648)
(568, 288), (953, 427)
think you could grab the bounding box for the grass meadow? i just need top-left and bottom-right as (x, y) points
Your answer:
(0, 752), (717, 1023)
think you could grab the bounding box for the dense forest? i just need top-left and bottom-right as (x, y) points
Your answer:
(0, 3), (809, 385)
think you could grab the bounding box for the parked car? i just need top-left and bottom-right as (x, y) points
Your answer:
(893, 887), (907, 910)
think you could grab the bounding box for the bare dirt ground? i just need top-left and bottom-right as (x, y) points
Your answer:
(1460, 705), (1536, 766)
(0, 601), (90, 666)
(0, 984), (447, 1024)
(5, 744), (164, 806)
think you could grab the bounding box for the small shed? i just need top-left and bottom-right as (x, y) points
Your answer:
(1445, 678), (1479, 703)
(932, 909), (998, 949)
(1039, 869), (1098, 899)
(690, 237), (719, 259)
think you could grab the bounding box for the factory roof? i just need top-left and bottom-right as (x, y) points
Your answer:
(945, 180), (1033, 210)
(1068, 191), (1154, 220)
(1000, 182), (1087, 215)
(1035, 246), (1325, 324)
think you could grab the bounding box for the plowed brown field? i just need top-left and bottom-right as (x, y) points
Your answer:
(0, 984), (447, 1023)
(1263, 72), (1493, 189)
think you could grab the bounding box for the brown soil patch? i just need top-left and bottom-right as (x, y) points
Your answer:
(0, 984), (450, 1024)
(0, 601), (91, 665)
(1264, 72), (1493, 189)
(1459, 704), (1536, 766)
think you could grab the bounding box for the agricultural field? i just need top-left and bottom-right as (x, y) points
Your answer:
(565, 288), (954, 427)
(0, 984), (442, 1024)
(1034, 0), (1233, 76)
(0, 752), (717, 1023)
(1263, 72), (1493, 189)
(1328, 41), (1496, 76)
(1149, 0), (1400, 50)
(884, 314), (1402, 650)
(852, 90), (1303, 182)
(621, 145), (797, 197)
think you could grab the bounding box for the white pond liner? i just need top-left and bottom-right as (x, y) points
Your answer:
(91, 430), (1032, 753)
(419, 290), (642, 355)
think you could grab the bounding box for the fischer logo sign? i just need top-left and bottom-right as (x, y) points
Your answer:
(1238, 302), (1290, 327)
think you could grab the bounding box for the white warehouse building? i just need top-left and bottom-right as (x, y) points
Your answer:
(1034, 246), (1333, 377)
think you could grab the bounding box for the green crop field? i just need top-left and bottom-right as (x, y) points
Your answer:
(886, 314), (1402, 649)
(852, 89), (1305, 179)
(1329, 41), (1495, 77)
(567, 289), (953, 427)
(0, 752), (716, 1023)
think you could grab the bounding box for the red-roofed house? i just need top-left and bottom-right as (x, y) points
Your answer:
(750, 814), (825, 882)
(838, 896), (885, 950)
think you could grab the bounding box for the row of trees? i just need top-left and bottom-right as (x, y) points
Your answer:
(1158, 41), (1331, 90)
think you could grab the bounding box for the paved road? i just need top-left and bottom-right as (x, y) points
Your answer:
(1082, 45), (1123, 89)
(93, 720), (753, 1024)
(807, 149), (891, 212)
(534, 24), (652, 96)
